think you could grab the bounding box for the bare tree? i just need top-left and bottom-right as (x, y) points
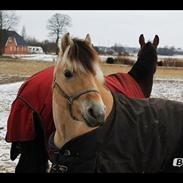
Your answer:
(47, 13), (72, 55)
(0, 10), (19, 30)
(21, 25), (26, 39)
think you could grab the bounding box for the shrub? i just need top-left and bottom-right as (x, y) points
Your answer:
(114, 56), (134, 65)
(158, 58), (183, 67)
(106, 57), (114, 64)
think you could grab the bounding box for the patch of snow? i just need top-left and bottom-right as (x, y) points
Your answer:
(17, 54), (58, 62)
(0, 82), (23, 173)
(151, 79), (183, 101)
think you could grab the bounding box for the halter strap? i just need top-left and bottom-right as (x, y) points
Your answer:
(53, 81), (99, 105)
(53, 78), (99, 121)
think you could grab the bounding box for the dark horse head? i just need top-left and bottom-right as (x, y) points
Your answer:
(138, 34), (159, 74)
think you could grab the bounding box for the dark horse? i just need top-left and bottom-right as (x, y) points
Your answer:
(128, 34), (159, 97)
(6, 33), (159, 173)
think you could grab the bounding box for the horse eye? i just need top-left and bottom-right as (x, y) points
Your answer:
(64, 70), (73, 78)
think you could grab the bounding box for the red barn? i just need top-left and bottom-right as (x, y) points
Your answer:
(0, 29), (28, 54)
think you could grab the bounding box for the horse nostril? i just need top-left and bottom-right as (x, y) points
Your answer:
(88, 108), (96, 118)
(87, 107), (105, 124)
(83, 105), (105, 127)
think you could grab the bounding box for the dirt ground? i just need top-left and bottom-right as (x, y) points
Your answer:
(0, 59), (54, 84)
(1, 58), (183, 84)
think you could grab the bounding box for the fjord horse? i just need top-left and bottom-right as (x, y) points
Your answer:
(52, 33), (113, 148)
(50, 33), (183, 173)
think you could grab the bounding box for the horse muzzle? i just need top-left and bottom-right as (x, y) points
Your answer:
(82, 102), (105, 127)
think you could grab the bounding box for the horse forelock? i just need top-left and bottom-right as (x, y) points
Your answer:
(138, 41), (157, 60)
(142, 41), (157, 52)
(146, 41), (152, 46)
(60, 38), (100, 74)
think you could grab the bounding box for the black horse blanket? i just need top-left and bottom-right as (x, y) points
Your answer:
(48, 92), (183, 173)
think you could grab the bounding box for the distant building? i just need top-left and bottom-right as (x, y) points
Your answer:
(28, 46), (44, 54)
(95, 46), (117, 55)
(0, 29), (28, 54)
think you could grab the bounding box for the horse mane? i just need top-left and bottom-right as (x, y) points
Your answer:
(146, 41), (152, 46)
(64, 38), (99, 75)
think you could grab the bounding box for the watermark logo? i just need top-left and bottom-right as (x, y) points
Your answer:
(173, 158), (183, 167)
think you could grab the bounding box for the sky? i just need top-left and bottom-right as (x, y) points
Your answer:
(13, 10), (183, 49)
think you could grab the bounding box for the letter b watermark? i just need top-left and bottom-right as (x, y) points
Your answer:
(173, 158), (183, 167)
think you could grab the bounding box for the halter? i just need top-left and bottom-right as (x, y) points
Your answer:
(52, 77), (100, 121)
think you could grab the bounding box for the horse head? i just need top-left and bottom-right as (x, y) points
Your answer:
(52, 33), (113, 147)
(138, 34), (159, 74)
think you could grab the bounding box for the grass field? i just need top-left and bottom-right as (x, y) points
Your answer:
(1, 58), (183, 84)
(100, 63), (183, 79)
(0, 58), (54, 76)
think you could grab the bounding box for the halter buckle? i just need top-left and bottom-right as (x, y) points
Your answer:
(67, 96), (73, 104)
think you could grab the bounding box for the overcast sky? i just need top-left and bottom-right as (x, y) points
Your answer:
(14, 10), (183, 49)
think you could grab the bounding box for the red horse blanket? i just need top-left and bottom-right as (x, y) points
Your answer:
(5, 66), (144, 143)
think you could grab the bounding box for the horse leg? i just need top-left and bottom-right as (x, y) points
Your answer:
(128, 57), (157, 98)
(12, 140), (48, 173)
(10, 112), (49, 173)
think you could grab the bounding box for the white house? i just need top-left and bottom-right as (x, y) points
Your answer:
(28, 46), (44, 54)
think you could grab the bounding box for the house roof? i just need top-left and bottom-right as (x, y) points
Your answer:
(0, 29), (27, 46)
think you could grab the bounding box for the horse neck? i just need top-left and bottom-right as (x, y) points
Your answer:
(53, 92), (89, 148)
(95, 80), (113, 119)
(52, 79), (113, 149)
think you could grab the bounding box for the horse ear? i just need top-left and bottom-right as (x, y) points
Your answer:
(85, 33), (92, 47)
(139, 34), (145, 47)
(60, 32), (73, 53)
(153, 35), (159, 48)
